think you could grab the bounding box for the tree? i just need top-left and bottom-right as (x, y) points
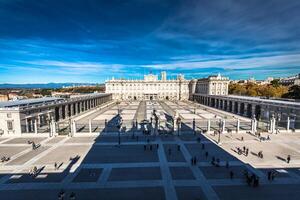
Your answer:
(282, 85), (300, 99)
(270, 79), (280, 87)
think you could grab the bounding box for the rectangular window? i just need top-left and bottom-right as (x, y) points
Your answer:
(7, 121), (13, 131)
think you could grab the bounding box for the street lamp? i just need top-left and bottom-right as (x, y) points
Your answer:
(176, 117), (181, 136)
(218, 119), (222, 144)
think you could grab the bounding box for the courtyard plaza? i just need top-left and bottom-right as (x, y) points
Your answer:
(0, 100), (300, 200)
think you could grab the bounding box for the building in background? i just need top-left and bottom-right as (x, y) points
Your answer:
(192, 73), (229, 95)
(279, 73), (300, 86)
(0, 94), (8, 102)
(105, 71), (190, 101)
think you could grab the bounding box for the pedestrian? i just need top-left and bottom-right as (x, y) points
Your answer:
(230, 171), (234, 179)
(69, 192), (76, 200)
(54, 162), (57, 170)
(287, 155), (291, 163)
(156, 144), (159, 149)
(246, 148), (249, 156)
(271, 171), (276, 181)
(267, 171), (271, 181)
(205, 151), (208, 159)
(241, 136), (244, 141)
(243, 146), (246, 152)
(267, 135), (270, 140)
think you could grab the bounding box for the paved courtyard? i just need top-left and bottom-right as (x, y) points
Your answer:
(0, 101), (300, 199)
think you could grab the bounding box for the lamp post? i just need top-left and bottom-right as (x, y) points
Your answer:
(177, 117), (181, 136)
(218, 119), (222, 144)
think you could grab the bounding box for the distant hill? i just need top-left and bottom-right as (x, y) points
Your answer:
(0, 83), (104, 89)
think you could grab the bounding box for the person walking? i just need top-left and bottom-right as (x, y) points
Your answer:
(230, 171), (234, 179)
(287, 155), (291, 163)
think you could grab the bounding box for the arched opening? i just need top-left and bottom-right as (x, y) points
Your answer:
(234, 102), (238, 113)
(224, 100), (228, 110)
(166, 96), (169, 100)
(229, 101), (233, 112)
(150, 96), (153, 101)
(255, 105), (261, 120)
(134, 96), (137, 100)
(240, 103), (245, 115)
(247, 104), (252, 118)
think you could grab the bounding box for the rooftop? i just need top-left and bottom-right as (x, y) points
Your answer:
(0, 97), (63, 108)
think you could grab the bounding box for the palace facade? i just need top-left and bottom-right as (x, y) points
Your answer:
(105, 72), (190, 101)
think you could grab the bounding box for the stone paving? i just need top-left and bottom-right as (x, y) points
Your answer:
(0, 100), (300, 199)
(0, 130), (300, 199)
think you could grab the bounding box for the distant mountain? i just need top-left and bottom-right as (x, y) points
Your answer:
(0, 83), (104, 89)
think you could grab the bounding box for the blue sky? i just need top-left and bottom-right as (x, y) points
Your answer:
(0, 0), (300, 83)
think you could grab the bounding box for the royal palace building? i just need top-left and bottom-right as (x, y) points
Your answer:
(105, 72), (190, 101)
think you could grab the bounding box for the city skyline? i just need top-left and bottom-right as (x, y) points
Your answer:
(1, 0), (300, 83)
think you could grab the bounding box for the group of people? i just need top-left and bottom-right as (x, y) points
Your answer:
(191, 156), (197, 165)
(28, 140), (40, 150)
(244, 170), (260, 187)
(29, 166), (38, 177)
(1, 156), (10, 162)
(58, 190), (76, 200)
(236, 146), (249, 156)
(267, 170), (277, 181)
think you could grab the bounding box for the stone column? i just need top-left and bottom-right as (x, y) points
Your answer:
(287, 116), (290, 132)
(222, 119), (226, 133)
(34, 118), (38, 134)
(222, 100), (225, 110)
(243, 103), (248, 117)
(89, 119), (92, 134)
(231, 101), (234, 113)
(72, 120), (76, 136)
(25, 118), (29, 133)
(207, 119), (211, 133)
(58, 106), (63, 121)
(237, 103), (241, 115)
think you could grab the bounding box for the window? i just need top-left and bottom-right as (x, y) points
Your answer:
(7, 113), (12, 118)
(7, 121), (13, 131)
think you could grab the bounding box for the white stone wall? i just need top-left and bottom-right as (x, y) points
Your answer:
(0, 108), (22, 136)
(105, 79), (189, 100)
(195, 74), (229, 96)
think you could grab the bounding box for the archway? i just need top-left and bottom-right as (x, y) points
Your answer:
(255, 105), (261, 120)
(240, 103), (245, 115)
(247, 104), (252, 118)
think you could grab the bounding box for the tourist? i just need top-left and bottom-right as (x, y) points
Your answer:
(267, 171), (271, 180)
(69, 192), (76, 200)
(241, 136), (244, 141)
(226, 161), (229, 168)
(54, 162), (57, 170)
(287, 155), (291, 163)
(230, 171), (234, 179)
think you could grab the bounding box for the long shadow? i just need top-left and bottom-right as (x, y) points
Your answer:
(1, 102), (300, 199)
